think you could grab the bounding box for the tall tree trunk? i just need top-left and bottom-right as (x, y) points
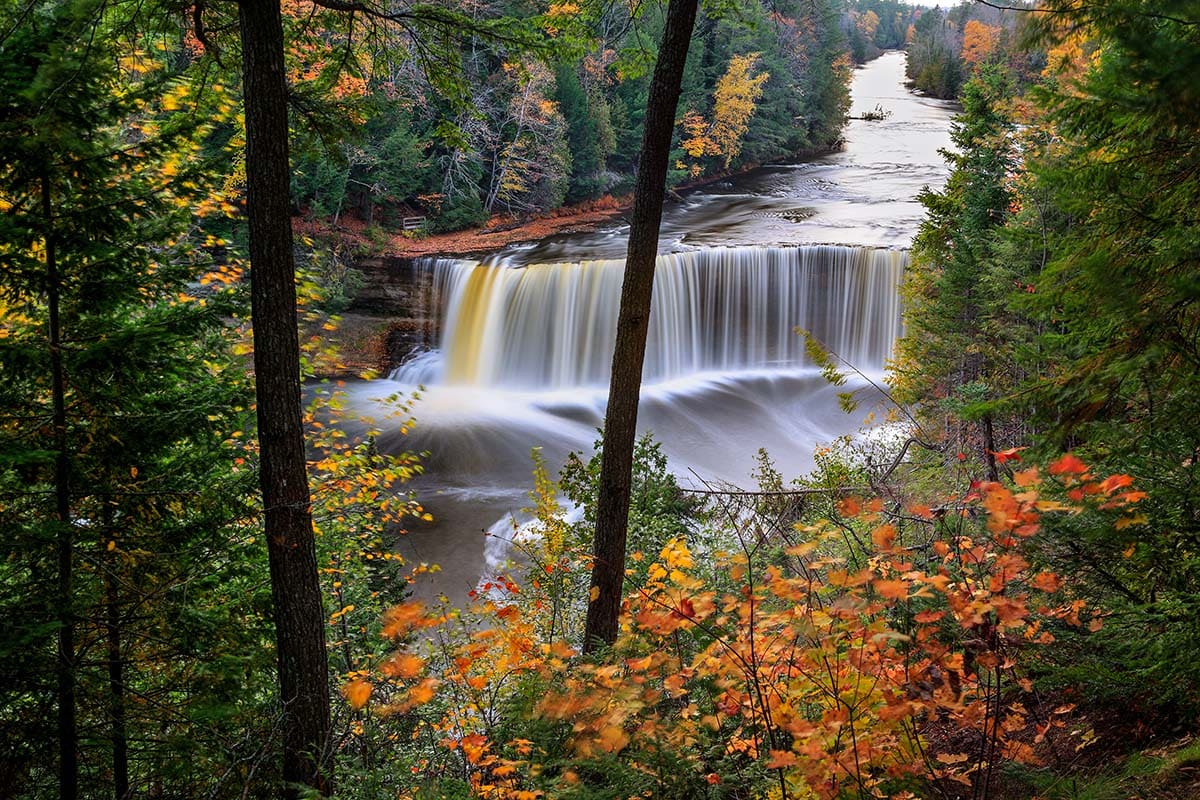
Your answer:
(103, 503), (129, 800)
(45, 168), (78, 800)
(583, 0), (698, 652)
(237, 0), (332, 794)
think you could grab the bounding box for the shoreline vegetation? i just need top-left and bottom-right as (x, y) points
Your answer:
(293, 144), (847, 261)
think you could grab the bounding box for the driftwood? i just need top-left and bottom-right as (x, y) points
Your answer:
(855, 104), (893, 121)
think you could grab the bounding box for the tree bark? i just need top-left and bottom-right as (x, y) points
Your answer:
(103, 503), (129, 800)
(983, 413), (999, 483)
(45, 168), (79, 800)
(238, 0), (332, 793)
(583, 0), (698, 652)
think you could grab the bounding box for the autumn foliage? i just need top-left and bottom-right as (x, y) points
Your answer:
(345, 457), (1139, 799)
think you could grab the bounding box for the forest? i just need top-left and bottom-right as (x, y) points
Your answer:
(1, 0), (1198, 798)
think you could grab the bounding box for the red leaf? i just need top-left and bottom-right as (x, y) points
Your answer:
(1048, 453), (1088, 476)
(1100, 474), (1134, 494)
(992, 447), (1025, 465)
(673, 597), (696, 619)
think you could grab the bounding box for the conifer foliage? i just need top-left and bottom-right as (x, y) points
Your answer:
(0, 2), (273, 796)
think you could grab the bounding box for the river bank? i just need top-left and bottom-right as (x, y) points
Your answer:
(294, 195), (629, 261)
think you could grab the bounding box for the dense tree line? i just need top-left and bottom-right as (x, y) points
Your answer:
(289, 0), (854, 233)
(842, 0), (919, 63)
(0, 4), (277, 794)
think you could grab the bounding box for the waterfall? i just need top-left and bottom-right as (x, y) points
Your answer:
(392, 244), (906, 390)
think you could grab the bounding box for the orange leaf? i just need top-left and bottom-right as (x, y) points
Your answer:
(382, 652), (425, 680)
(381, 601), (431, 638)
(1100, 474), (1134, 493)
(406, 677), (439, 706)
(597, 725), (629, 753)
(936, 752), (970, 765)
(766, 749), (798, 769)
(838, 496), (862, 517)
(1013, 467), (1040, 487)
(992, 447), (1024, 464)
(1031, 572), (1063, 593)
(342, 679), (372, 710)
(873, 578), (909, 601)
(872, 524), (897, 550)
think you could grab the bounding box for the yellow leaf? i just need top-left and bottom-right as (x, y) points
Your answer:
(596, 725), (628, 753)
(589, 585), (600, 602)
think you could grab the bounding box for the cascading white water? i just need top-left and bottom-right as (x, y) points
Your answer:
(392, 244), (906, 389)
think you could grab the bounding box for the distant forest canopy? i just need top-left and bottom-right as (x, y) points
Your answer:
(904, 1), (1047, 98)
(289, 0), (869, 234)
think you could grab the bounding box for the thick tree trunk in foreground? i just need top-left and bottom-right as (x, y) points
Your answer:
(238, 0), (332, 793)
(583, 0), (699, 652)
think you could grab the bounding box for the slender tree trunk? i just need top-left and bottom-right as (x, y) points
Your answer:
(103, 502), (129, 800)
(238, 0), (332, 794)
(44, 169), (79, 800)
(583, 0), (698, 652)
(983, 413), (999, 483)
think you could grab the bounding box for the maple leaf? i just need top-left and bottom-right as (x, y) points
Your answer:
(1100, 474), (1134, 493)
(382, 652), (425, 680)
(1030, 572), (1063, 593)
(673, 597), (696, 619)
(872, 524), (897, 550)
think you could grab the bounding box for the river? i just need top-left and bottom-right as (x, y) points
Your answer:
(346, 51), (957, 605)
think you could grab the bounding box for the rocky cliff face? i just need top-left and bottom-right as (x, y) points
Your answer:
(309, 257), (439, 379)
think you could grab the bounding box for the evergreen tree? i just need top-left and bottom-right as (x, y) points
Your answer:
(0, 1), (273, 796)
(895, 67), (1018, 478)
(1007, 0), (1200, 711)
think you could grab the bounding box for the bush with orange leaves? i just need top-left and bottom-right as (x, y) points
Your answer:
(348, 455), (1142, 800)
